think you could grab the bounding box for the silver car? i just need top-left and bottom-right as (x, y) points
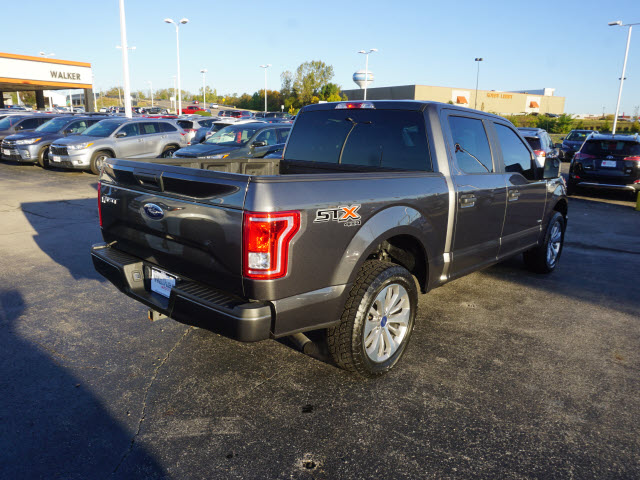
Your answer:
(49, 118), (186, 174)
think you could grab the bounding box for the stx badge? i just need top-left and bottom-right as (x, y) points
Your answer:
(315, 205), (362, 226)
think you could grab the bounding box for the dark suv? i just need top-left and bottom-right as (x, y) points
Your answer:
(0, 114), (55, 143)
(559, 129), (598, 161)
(517, 127), (559, 168)
(568, 133), (640, 196)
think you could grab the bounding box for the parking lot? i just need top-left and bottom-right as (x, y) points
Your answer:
(0, 161), (638, 479)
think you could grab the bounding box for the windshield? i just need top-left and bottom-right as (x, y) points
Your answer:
(36, 117), (71, 133)
(205, 125), (260, 146)
(284, 109), (432, 171)
(0, 116), (25, 130)
(566, 131), (591, 142)
(81, 121), (123, 137)
(582, 140), (640, 156)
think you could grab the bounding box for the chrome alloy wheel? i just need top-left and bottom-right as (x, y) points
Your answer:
(363, 283), (411, 363)
(95, 154), (109, 171)
(546, 219), (562, 267)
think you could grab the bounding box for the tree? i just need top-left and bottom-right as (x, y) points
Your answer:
(293, 60), (334, 105)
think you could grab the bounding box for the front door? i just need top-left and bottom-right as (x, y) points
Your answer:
(114, 123), (145, 157)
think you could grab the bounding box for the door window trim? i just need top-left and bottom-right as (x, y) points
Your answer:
(444, 111), (497, 175)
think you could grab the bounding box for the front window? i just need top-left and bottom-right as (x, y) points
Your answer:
(205, 125), (261, 146)
(81, 121), (125, 137)
(35, 117), (71, 133)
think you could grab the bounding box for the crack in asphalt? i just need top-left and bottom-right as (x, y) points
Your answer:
(111, 327), (193, 476)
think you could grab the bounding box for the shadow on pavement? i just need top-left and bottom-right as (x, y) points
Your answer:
(0, 289), (166, 478)
(21, 198), (105, 282)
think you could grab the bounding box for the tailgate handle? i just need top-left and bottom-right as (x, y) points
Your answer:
(134, 171), (164, 191)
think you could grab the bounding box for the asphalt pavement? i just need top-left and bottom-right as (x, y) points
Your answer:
(0, 161), (638, 479)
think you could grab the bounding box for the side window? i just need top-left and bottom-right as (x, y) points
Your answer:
(495, 124), (536, 180)
(140, 122), (159, 135)
(277, 128), (290, 144)
(199, 119), (214, 127)
(117, 123), (139, 137)
(68, 120), (88, 133)
(159, 122), (177, 133)
(18, 118), (40, 130)
(254, 129), (277, 146)
(448, 116), (493, 173)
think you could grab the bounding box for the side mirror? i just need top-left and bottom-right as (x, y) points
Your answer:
(115, 132), (127, 138)
(543, 156), (560, 179)
(251, 141), (267, 148)
(15, 125), (23, 131)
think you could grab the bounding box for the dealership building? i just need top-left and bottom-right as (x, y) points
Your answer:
(0, 52), (94, 111)
(341, 84), (565, 115)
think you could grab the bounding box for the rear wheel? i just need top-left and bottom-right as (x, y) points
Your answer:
(160, 145), (178, 158)
(327, 260), (417, 377)
(90, 151), (112, 175)
(523, 211), (565, 274)
(37, 146), (50, 168)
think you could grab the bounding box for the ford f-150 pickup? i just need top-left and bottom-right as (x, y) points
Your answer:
(91, 101), (567, 377)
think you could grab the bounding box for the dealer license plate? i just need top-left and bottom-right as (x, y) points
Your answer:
(51, 155), (61, 162)
(601, 160), (617, 168)
(150, 268), (176, 298)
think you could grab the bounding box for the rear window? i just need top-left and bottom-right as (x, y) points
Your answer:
(523, 136), (542, 150)
(284, 109), (432, 171)
(566, 131), (592, 141)
(177, 120), (194, 129)
(582, 140), (640, 156)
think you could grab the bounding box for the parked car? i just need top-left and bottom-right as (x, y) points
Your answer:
(191, 119), (259, 144)
(218, 110), (253, 119)
(209, 103), (219, 109)
(6, 105), (29, 111)
(98, 107), (109, 113)
(91, 100), (566, 377)
(181, 105), (205, 115)
(176, 117), (218, 144)
(0, 114), (55, 142)
(145, 107), (169, 115)
(559, 129), (598, 161)
(49, 118), (187, 174)
(517, 127), (559, 167)
(568, 133), (640, 197)
(173, 122), (290, 159)
(1, 115), (102, 167)
(132, 107), (146, 114)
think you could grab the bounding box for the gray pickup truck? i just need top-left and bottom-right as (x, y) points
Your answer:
(91, 101), (567, 377)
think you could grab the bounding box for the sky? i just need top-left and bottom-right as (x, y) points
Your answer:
(2, 0), (639, 115)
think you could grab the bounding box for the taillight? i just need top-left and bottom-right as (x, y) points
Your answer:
(534, 150), (546, 157)
(624, 156), (640, 162)
(574, 152), (595, 161)
(97, 181), (103, 227)
(243, 211), (300, 279)
(335, 102), (375, 109)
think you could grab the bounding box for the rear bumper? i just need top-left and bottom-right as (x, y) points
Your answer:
(573, 181), (639, 192)
(91, 243), (272, 342)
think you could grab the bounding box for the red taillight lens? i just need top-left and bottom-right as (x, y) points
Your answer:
(243, 211), (300, 279)
(624, 156), (640, 162)
(534, 150), (546, 157)
(97, 181), (103, 227)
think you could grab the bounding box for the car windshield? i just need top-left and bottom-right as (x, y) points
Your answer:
(205, 125), (260, 146)
(523, 136), (542, 150)
(35, 117), (71, 133)
(81, 120), (124, 137)
(0, 116), (25, 129)
(566, 132), (591, 141)
(581, 140), (640, 156)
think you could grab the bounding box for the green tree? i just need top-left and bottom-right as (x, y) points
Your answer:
(293, 60), (334, 105)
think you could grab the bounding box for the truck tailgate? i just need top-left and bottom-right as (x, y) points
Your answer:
(99, 159), (249, 296)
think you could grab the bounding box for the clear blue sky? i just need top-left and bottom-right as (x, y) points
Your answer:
(3, 0), (639, 115)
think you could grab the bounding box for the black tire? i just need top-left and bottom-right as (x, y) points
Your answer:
(37, 146), (50, 168)
(90, 150), (112, 175)
(160, 145), (178, 158)
(523, 211), (565, 274)
(327, 260), (417, 377)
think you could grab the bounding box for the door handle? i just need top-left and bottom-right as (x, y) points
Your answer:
(508, 190), (520, 201)
(459, 194), (476, 208)
(137, 138), (144, 142)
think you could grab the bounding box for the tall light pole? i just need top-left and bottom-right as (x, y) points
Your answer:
(164, 18), (189, 116)
(608, 20), (639, 134)
(357, 48), (377, 100)
(172, 75), (177, 113)
(146, 80), (153, 107)
(92, 74), (97, 111)
(200, 68), (207, 106)
(259, 64), (271, 112)
(118, 0), (133, 118)
(474, 58), (483, 110)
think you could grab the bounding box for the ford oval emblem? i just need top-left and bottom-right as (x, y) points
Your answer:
(143, 203), (164, 220)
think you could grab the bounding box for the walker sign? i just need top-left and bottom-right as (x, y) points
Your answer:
(0, 53), (92, 89)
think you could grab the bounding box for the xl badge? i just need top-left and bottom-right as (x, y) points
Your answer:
(143, 203), (165, 220)
(315, 205), (361, 227)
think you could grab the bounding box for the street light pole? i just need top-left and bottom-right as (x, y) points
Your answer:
(118, 0), (133, 118)
(609, 20), (639, 134)
(172, 75), (177, 113)
(357, 49), (377, 101)
(200, 68), (207, 106)
(146, 81), (153, 107)
(474, 58), (483, 110)
(259, 64), (271, 112)
(164, 18), (189, 116)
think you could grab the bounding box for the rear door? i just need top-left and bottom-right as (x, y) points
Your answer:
(139, 121), (163, 156)
(444, 112), (507, 277)
(491, 122), (547, 256)
(114, 122), (145, 157)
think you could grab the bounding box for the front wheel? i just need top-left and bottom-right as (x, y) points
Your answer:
(37, 146), (50, 168)
(327, 261), (417, 377)
(523, 211), (565, 274)
(90, 151), (112, 175)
